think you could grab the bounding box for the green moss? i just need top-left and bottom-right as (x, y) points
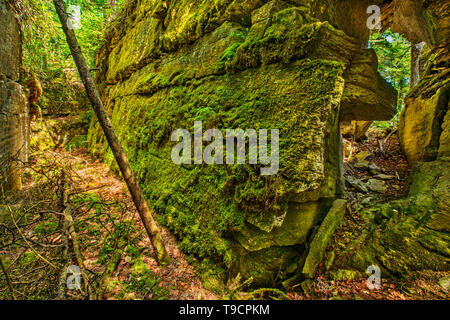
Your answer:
(346, 160), (450, 275)
(33, 217), (59, 236)
(115, 257), (170, 300)
(89, 58), (345, 272)
(330, 269), (360, 281)
(88, 1), (351, 286)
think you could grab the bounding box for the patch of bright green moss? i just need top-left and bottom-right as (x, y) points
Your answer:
(89, 58), (345, 271)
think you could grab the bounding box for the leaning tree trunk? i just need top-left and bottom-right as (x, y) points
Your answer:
(52, 0), (170, 264)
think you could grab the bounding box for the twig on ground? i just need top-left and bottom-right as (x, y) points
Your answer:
(0, 255), (16, 300)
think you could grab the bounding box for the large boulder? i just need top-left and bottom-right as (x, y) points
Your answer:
(340, 50), (397, 121)
(89, 0), (397, 287)
(398, 82), (449, 164)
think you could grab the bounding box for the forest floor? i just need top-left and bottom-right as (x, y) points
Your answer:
(0, 118), (448, 300)
(286, 127), (449, 300)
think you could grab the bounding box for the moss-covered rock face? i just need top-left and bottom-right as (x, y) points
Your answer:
(399, 85), (448, 165)
(89, 0), (395, 286)
(389, 0), (450, 166)
(343, 159), (450, 276)
(39, 80), (90, 116)
(0, 1), (27, 195)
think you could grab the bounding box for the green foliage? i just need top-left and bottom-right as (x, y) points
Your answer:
(370, 30), (411, 126)
(97, 220), (137, 265)
(33, 217), (59, 236)
(115, 258), (170, 300)
(20, 0), (125, 80)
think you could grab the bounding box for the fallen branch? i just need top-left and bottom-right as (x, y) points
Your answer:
(60, 171), (93, 299)
(9, 207), (58, 269)
(0, 255), (16, 300)
(378, 139), (384, 154)
(225, 276), (254, 299)
(96, 250), (123, 300)
(57, 212), (71, 300)
(384, 128), (398, 145)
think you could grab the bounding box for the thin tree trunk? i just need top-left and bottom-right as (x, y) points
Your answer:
(52, 0), (170, 264)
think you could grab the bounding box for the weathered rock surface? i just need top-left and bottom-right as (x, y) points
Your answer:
(367, 179), (387, 193)
(390, 0), (450, 165)
(0, 1), (28, 195)
(399, 83), (449, 165)
(309, 0), (373, 47)
(439, 275), (450, 291)
(88, 0), (400, 287)
(343, 159), (450, 275)
(381, 0), (442, 48)
(340, 120), (372, 140)
(0, 0), (21, 81)
(340, 49), (397, 121)
(345, 175), (368, 193)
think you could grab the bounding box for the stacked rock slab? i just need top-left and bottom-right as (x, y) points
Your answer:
(89, 0), (397, 286)
(0, 1), (28, 195)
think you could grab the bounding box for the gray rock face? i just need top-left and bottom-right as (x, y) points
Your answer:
(0, 1), (28, 194)
(0, 1), (21, 81)
(367, 179), (387, 193)
(345, 175), (368, 193)
(0, 76), (28, 194)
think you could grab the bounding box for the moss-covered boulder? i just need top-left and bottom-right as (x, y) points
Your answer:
(343, 159), (450, 276)
(89, 0), (396, 286)
(399, 82), (449, 165)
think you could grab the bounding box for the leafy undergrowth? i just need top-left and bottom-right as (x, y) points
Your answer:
(60, 148), (217, 300)
(0, 120), (216, 300)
